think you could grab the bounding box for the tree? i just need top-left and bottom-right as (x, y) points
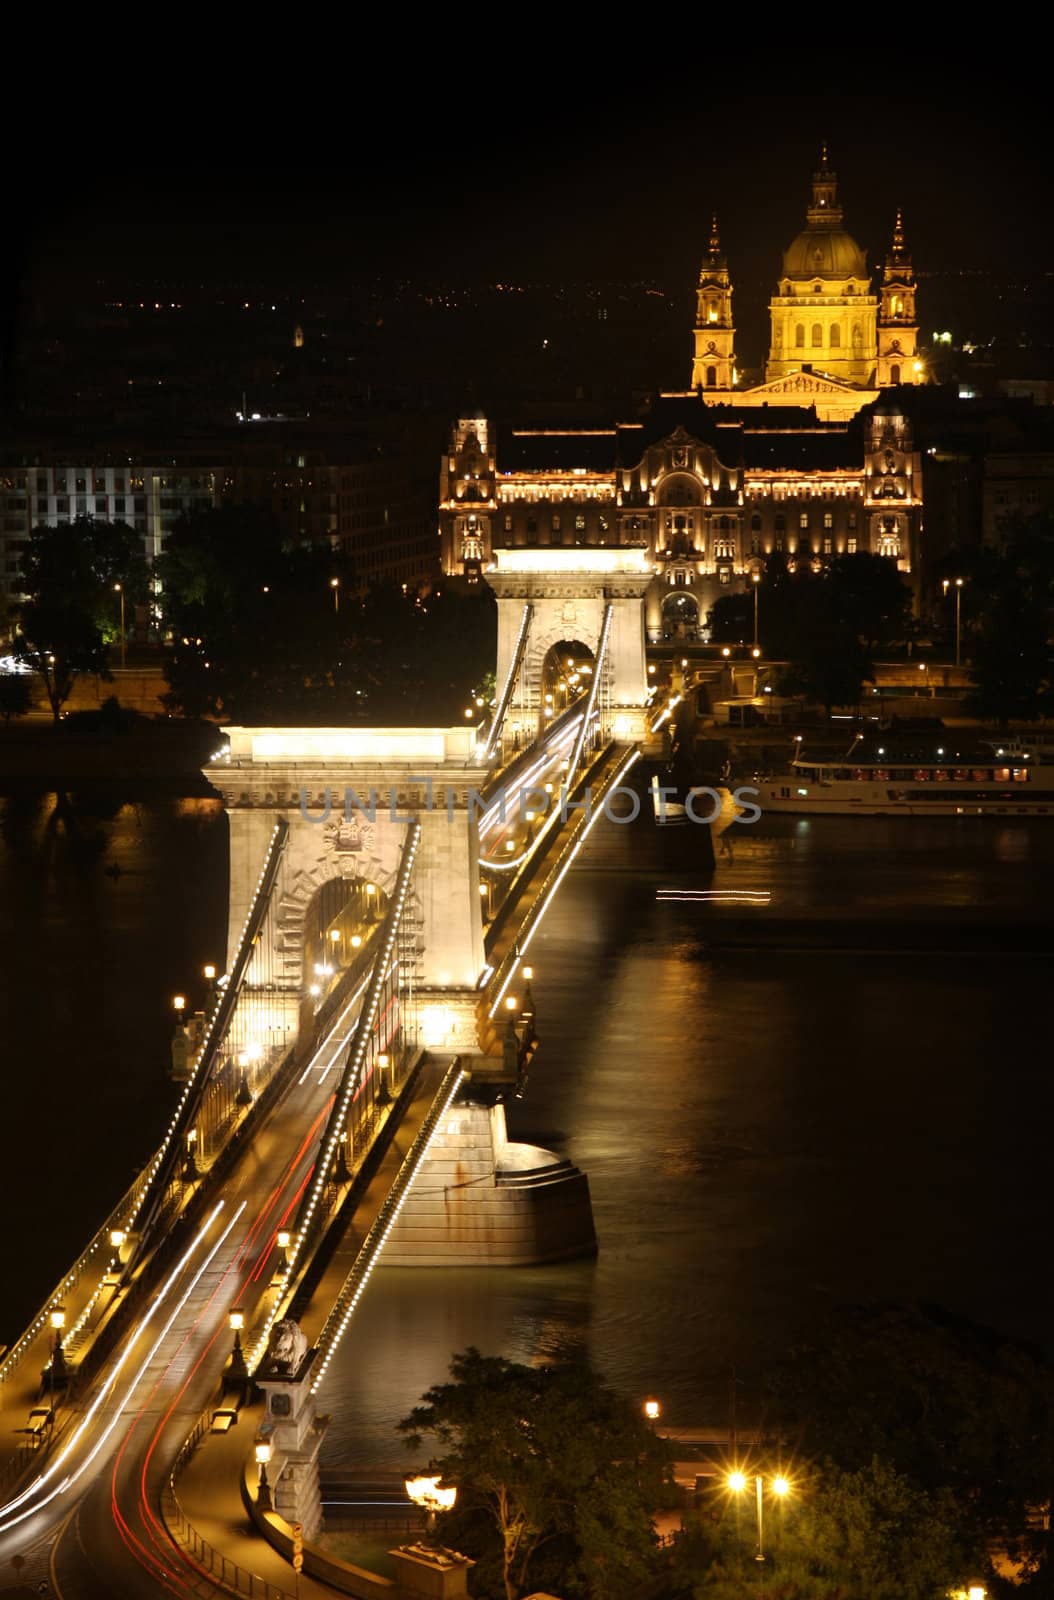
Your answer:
(398, 1347), (671, 1600)
(673, 1457), (979, 1600)
(826, 551), (912, 654)
(0, 672), (33, 722)
(158, 506), (496, 724)
(765, 1302), (1054, 1584)
(15, 517), (149, 721)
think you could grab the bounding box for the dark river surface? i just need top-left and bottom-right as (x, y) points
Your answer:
(1, 785), (1051, 1470)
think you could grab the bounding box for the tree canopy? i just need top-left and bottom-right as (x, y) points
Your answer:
(397, 1347), (672, 1600)
(707, 552), (911, 716)
(15, 516), (149, 720)
(157, 505), (494, 723)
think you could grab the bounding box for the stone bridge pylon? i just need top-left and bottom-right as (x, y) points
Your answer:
(207, 725), (489, 1054)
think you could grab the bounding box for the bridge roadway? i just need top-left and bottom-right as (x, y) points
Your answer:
(0, 706), (661, 1595)
(0, 964), (430, 1593)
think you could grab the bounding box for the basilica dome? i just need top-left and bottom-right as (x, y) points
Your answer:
(781, 225), (868, 282)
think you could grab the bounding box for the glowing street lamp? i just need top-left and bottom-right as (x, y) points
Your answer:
(405, 1474), (457, 1537)
(644, 1398), (661, 1427)
(113, 583), (126, 670)
(173, 995), (186, 1016)
(228, 1308), (249, 1384)
(49, 1308), (67, 1408)
(751, 569), (761, 650)
(330, 576), (340, 613)
(376, 1050), (392, 1107)
(255, 1440), (273, 1510)
(726, 1471), (791, 1563)
(942, 575), (966, 667)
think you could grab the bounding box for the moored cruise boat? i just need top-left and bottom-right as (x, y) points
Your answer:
(757, 732), (1054, 817)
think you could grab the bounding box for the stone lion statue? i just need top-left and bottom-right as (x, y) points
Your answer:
(268, 1318), (309, 1374)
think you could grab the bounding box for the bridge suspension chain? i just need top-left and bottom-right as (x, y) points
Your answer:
(251, 819), (422, 1367)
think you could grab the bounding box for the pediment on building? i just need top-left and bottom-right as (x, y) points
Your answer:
(745, 371), (862, 398)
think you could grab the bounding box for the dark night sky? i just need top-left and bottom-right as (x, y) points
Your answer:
(7, 78), (1054, 311)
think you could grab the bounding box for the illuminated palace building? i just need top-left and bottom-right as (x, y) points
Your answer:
(440, 151), (926, 640)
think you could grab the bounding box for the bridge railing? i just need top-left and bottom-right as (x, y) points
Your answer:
(130, 819), (290, 1257)
(0, 1156), (153, 1386)
(309, 1056), (466, 1394)
(162, 1405), (297, 1600)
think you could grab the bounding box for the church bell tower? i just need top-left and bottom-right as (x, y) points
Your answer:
(877, 210), (921, 387)
(691, 215), (737, 392)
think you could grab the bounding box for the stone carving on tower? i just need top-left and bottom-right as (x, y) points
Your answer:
(766, 147), (878, 388)
(876, 209), (921, 387)
(691, 215), (737, 392)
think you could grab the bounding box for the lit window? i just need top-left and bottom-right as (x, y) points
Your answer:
(811, 323), (823, 347)
(795, 324), (805, 347)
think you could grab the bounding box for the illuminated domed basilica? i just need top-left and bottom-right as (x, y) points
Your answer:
(439, 151), (926, 634)
(692, 149), (921, 418)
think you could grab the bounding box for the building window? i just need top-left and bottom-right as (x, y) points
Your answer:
(823, 537), (833, 555)
(598, 516), (609, 534)
(890, 364), (901, 384)
(811, 323), (823, 347)
(551, 513), (561, 532)
(504, 514), (512, 533)
(848, 511), (857, 530)
(799, 512), (809, 530)
(830, 325), (841, 348)
(847, 536), (858, 554)
(575, 513), (586, 535)
(823, 512), (833, 530)
(750, 537), (760, 555)
(774, 535), (784, 552)
(706, 365), (717, 387)
(795, 323), (805, 347)
(719, 566), (731, 584)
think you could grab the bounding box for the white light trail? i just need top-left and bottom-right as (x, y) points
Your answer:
(0, 1201), (243, 1533)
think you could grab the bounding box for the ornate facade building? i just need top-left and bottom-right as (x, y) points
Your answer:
(439, 153), (925, 640)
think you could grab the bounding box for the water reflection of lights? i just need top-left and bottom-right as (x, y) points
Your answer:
(656, 888), (771, 904)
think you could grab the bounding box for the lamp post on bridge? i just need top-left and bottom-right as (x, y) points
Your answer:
(49, 1308), (67, 1414)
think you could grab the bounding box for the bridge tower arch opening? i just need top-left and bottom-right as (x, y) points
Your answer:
(662, 590), (700, 642)
(539, 637), (595, 724)
(488, 547), (652, 748)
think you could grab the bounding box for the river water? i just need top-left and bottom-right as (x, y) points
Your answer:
(0, 786), (1050, 1469)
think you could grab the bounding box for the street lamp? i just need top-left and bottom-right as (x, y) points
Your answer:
(405, 1474), (457, 1539)
(275, 1230), (292, 1273)
(751, 570), (760, 650)
(942, 576), (965, 668)
(185, 1126), (200, 1180)
(726, 1471), (791, 1564)
(330, 576), (340, 613)
(49, 1308), (67, 1411)
(255, 1440), (273, 1510)
(173, 994), (186, 1016)
(228, 1308), (248, 1384)
(376, 1051), (392, 1106)
(113, 583), (126, 670)
(644, 1398), (661, 1427)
